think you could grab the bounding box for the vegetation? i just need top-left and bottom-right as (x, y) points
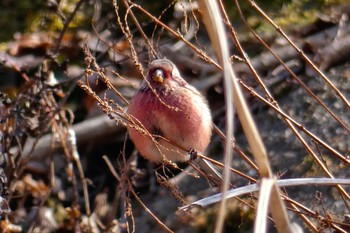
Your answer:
(1, 0), (350, 232)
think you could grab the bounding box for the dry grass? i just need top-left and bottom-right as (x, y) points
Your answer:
(1, 0), (350, 232)
(79, 0), (350, 232)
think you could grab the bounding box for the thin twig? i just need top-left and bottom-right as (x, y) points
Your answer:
(52, 0), (86, 54)
(238, 80), (350, 165)
(248, 0), (350, 110)
(129, 181), (174, 233)
(122, 0), (157, 58)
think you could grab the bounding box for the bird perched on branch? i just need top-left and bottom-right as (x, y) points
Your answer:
(127, 58), (222, 185)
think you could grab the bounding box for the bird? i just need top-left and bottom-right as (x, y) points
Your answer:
(127, 58), (222, 185)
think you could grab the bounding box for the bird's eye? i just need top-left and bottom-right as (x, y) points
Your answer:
(152, 69), (164, 83)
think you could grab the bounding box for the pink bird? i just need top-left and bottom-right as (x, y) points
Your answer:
(127, 58), (222, 184)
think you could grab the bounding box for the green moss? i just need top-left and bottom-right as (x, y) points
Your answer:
(0, 0), (91, 42)
(0, 0), (46, 40)
(273, 0), (349, 29)
(194, 199), (255, 233)
(224, 0), (350, 34)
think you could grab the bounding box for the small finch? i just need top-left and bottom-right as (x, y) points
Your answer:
(127, 58), (222, 184)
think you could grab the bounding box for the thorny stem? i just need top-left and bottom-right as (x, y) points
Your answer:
(122, 0), (157, 58)
(126, 0), (349, 164)
(125, 0), (220, 70)
(113, 0), (182, 114)
(83, 45), (130, 105)
(104, 149), (174, 233)
(80, 1), (350, 232)
(213, 125), (259, 172)
(195, 153), (257, 183)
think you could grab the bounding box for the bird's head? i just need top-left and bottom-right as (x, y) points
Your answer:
(145, 59), (187, 89)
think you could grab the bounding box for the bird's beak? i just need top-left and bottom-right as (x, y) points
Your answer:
(152, 69), (164, 83)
